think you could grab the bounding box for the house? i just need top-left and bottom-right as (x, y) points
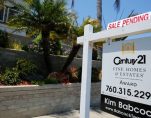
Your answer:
(0, 0), (32, 45)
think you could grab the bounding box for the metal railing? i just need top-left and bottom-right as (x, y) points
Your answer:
(0, 5), (18, 23)
(0, 5), (6, 22)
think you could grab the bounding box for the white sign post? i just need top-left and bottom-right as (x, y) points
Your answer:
(77, 12), (151, 118)
(79, 25), (93, 118)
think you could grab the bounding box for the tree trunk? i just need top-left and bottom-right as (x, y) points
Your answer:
(41, 29), (51, 72)
(61, 44), (81, 72)
(97, 0), (102, 24)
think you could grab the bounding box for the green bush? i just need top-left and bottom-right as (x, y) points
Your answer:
(0, 30), (9, 48)
(31, 80), (44, 85)
(16, 59), (38, 75)
(45, 73), (59, 84)
(45, 72), (70, 84)
(0, 68), (21, 85)
(0, 59), (41, 85)
(8, 40), (22, 50)
(45, 77), (58, 84)
(22, 44), (29, 51)
(27, 73), (45, 85)
(50, 40), (62, 55)
(28, 43), (41, 53)
(16, 59), (40, 83)
(33, 33), (42, 45)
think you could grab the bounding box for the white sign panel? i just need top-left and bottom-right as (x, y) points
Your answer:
(107, 12), (151, 30)
(101, 38), (151, 118)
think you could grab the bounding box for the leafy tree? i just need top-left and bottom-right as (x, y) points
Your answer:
(8, 0), (72, 72)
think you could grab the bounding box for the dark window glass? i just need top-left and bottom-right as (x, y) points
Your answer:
(0, 7), (4, 21)
(7, 8), (18, 22)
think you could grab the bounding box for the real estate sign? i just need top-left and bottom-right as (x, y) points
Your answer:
(101, 38), (151, 118)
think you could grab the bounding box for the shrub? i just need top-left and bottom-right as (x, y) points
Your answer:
(0, 30), (9, 48)
(67, 66), (79, 83)
(45, 76), (59, 84)
(50, 40), (62, 55)
(33, 33), (42, 45)
(16, 59), (38, 75)
(45, 72), (59, 84)
(0, 68), (21, 85)
(27, 74), (44, 85)
(21, 43), (43, 53)
(28, 43), (40, 53)
(31, 80), (44, 85)
(22, 44), (29, 51)
(15, 58), (39, 83)
(9, 40), (22, 50)
(45, 72), (70, 84)
(0, 59), (44, 85)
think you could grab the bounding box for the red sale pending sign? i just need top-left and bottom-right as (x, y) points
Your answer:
(107, 12), (151, 30)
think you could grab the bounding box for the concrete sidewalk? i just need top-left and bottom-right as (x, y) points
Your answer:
(34, 109), (119, 118)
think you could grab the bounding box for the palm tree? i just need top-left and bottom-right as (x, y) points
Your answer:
(62, 0), (121, 72)
(97, 0), (102, 24)
(8, 0), (72, 72)
(97, 0), (120, 23)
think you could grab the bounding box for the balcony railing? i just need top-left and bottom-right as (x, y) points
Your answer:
(0, 6), (6, 22)
(0, 5), (26, 36)
(0, 5), (18, 23)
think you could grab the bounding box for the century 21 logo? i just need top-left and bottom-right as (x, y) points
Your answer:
(113, 42), (146, 65)
(113, 55), (146, 65)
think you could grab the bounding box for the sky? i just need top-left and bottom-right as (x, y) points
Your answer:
(68, 0), (151, 39)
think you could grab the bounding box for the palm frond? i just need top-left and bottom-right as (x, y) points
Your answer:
(113, 10), (137, 41)
(128, 10), (138, 17)
(7, 0), (72, 35)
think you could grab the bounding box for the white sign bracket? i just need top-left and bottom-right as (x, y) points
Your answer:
(107, 38), (112, 45)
